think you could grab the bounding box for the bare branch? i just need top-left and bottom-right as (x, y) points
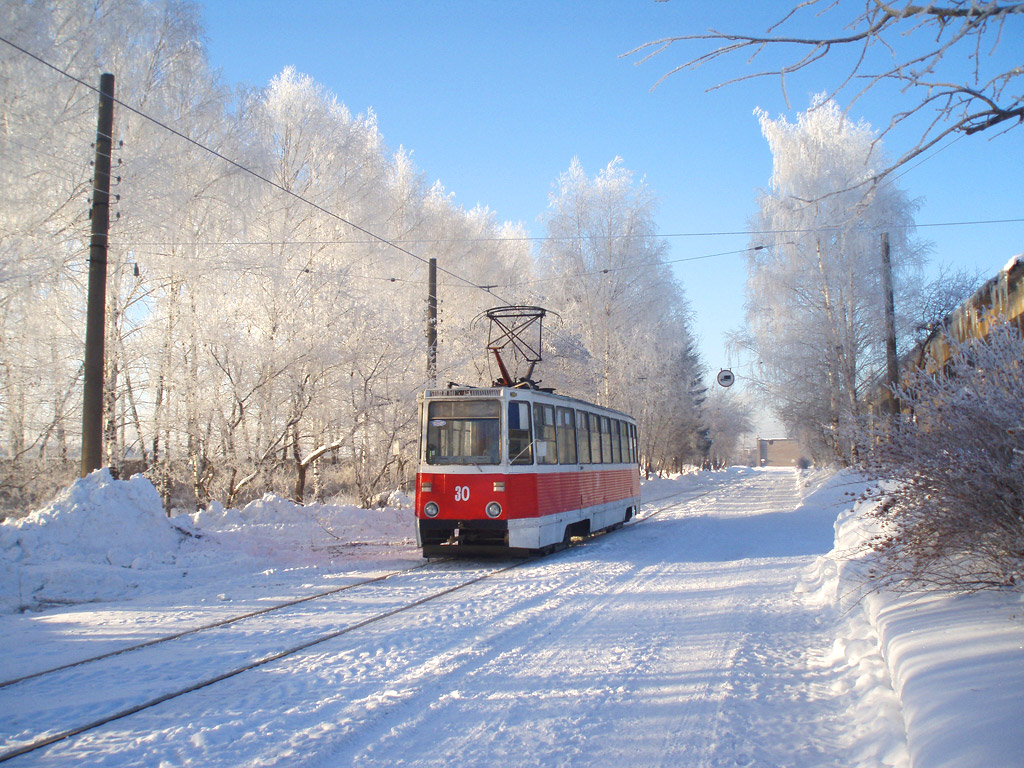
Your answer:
(624, 1), (1024, 177)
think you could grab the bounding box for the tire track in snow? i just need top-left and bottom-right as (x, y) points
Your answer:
(310, 471), (817, 766)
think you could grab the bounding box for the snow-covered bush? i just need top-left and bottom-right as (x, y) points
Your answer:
(859, 321), (1024, 591)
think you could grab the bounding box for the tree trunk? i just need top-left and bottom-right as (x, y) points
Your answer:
(294, 460), (307, 504)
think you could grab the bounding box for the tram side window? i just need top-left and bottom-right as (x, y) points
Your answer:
(533, 403), (557, 465)
(623, 422), (633, 464)
(589, 414), (603, 464)
(576, 410), (592, 464)
(426, 400), (500, 465)
(556, 407), (577, 464)
(508, 401), (533, 465)
(630, 424), (638, 464)
(600, 416), (612, 463)
(610, 420), (622, 463)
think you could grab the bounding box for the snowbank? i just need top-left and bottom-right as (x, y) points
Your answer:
(0, 470), (200, 613)
(802, 476), (1024, 768)
(0, 470), (415, 614)
(2, 469), (188, 568)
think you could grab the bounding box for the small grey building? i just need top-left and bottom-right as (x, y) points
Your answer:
(757, 438), (809, 468)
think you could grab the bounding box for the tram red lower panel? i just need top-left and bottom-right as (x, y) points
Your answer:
(416, 468), (640, 521)
(530, 469), (639, 517)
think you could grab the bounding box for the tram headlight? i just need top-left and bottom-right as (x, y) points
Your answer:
(485, 501), (502, 519)
(424, 501), (440, 518)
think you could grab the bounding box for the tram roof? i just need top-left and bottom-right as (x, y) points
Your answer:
(420, 386), (635, 423)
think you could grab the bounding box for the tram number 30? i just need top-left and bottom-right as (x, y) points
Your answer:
(454, 485), (470, 502)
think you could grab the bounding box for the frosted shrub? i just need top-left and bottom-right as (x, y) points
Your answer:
(860, 322), (1024, 591)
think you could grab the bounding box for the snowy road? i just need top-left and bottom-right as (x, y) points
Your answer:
(2, 468), (907, 767)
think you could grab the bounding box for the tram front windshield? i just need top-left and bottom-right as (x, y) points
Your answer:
(425, 400), (500, 465)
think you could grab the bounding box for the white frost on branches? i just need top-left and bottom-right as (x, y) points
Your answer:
(0, 0), (534, 511)
(738, 98), (927, 462)
(538, 158), (709, 473)
(861, 321), (1024, 591)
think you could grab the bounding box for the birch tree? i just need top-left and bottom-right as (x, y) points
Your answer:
(740, 99), (925, 462)
(0, 0), (233, 502)
(0, 1), (99, 502)
(0, 0), (539, 513)
(539, 158), (708, 470)
(703, 388), (755, 469)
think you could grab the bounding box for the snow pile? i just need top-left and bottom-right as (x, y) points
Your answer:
(0, 469), (200, 613)
(2, 469), (188, 566)
(800, 475), (1024, 768)
(0, 470), (416, 614)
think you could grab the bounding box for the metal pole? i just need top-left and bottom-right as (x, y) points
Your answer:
(880, 231), (899, 415)
(427, 257), (437, 386)
(81, 73), (115, 476)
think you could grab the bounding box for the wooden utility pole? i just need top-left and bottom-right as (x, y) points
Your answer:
(81, 73), (115, 476)
(427, 257), (437, 386)
(880, 231), (899, 415)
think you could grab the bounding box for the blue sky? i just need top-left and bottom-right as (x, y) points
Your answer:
(199, 0), (1023, 388)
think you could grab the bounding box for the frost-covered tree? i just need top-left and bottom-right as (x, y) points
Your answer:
(420, 194), (536, 389)
(703, 388), (755, 469)
(201, 67), (393, 504)
(0, 0), (234, 506)
(0, 2), (97, 490)
(538, 158), (708, 471)
(739, 99), (925, 463)
(912, 264), (983, 331)
(0, 0), (533, 514)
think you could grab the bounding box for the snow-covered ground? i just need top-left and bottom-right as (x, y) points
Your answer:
(0, 468), (1020, 766)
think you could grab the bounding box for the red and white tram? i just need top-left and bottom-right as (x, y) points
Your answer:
(414, 385), (641, 557)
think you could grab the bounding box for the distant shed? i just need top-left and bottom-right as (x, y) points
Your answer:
(757, 438), (809, 468)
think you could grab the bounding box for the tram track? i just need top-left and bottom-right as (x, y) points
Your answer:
(0, 556), (527, 763)
(0, 559), (443, 691)
(0, 482), (713, 763)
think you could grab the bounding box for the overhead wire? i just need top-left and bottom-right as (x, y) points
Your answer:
(4, 32), (1020, 377)
(102, 214), (1024, 249)
(9, 28), (1018, 449)
(6, 35), (1017, 295)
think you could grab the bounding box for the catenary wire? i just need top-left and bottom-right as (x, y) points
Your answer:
(112, 216), (1024, 248)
